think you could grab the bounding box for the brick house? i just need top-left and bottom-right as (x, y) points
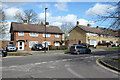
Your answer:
(68, 21), (120, 47)
(10, 22), (64, 50)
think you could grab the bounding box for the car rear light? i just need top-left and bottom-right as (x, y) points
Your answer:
(74, 49), (76, 51)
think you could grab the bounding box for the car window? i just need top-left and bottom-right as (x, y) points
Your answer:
(77, 46), (86, 48)
(7, 45), (15, 47)
(71, 46), (75, 48)
(36, 44), (42, 46)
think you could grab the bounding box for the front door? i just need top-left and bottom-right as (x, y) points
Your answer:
(18, 41), (24, 50)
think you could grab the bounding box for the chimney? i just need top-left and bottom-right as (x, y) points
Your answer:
(87, 24), (90, 27)
(23, 20), (27, 24)
(77, 21), (79, 25)
(96, 26), (99, 29)
(46, 22), (49, 27)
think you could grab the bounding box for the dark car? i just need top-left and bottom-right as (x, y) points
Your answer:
(32, 44), (43, 51)
(0, 48), (7, 57)
(6, 44), (17, 52)
(70, 44), (91, 54)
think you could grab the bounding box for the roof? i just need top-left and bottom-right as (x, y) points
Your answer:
(10, 22), (64, 34)
(69, 25), (119, 37)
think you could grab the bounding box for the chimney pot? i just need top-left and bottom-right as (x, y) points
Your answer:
(23, 20), (27, 24)
(87, 24), (90, 27)
(77, 21), (79, 25)
(46, 22), (49, 27)
(96, 26), (99, 29)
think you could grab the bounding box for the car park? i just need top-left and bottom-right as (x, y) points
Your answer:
(6, 44), (17, 52)
(0, 48), (7, 57)
(32, 44), (44, 51)
(70, 44), (91, 54)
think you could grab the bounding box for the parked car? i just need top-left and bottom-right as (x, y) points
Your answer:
(74, 43), (90, 48)
(32, 44), (44, 51)
(70, 44), (91, 54)
(6, 44), (17, 52)
(0, 48), (7, 57)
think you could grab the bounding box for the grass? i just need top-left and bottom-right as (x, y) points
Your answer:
(105, 47), (120, 50)
(7, 53), (32, 56)
(64, 51), (70, 53)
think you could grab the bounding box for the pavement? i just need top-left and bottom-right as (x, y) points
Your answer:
(2, 50), (120, 78)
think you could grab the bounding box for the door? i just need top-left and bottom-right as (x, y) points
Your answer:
(18, 41), (24, 50)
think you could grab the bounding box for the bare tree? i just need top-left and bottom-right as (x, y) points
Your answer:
(60, 22), (74, 41)
(91, 1), (120, 30)
(14, 9), (38, 24)
(0, 8), (8, 40)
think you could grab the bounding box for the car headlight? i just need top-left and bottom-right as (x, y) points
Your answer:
(3, 50), (7, 53)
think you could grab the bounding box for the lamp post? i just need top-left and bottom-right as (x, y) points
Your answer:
(44, 8), (48, 53)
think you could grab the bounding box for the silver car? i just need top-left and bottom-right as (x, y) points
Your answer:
(6, 44), (17, 52)
(70, 45), (91, 54)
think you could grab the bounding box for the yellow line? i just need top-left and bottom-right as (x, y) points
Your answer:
(96, 58), (120, 75)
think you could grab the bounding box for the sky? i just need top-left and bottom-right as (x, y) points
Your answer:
(0, 1), (118, 40)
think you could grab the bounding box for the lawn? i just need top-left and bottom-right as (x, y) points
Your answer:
(105, 47), (120, 50)
(7, 53), (32, 56)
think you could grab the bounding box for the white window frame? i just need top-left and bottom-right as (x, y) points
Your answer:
(42, 41), (51, 47)
(18, 32), (24, 36)
(87, 33), (91, 36)
(55, 34), (60, 38)
(94, 33), (96, 36)
(43, 34), (51, 37)
(30, 32), (38, 37)
(29, 41), (38, 48)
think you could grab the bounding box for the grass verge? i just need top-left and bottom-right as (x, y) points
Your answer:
(105, 47), (120, 50)
(7, 53), (32, 56)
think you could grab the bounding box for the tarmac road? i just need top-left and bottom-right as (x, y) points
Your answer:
(2, 50), (120, 78)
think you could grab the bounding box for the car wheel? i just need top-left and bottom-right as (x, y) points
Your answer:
(87, 51), (91, 54)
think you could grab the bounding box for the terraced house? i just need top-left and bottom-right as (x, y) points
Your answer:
(10, 21), (64, 50)
(69, 21), (120, 47)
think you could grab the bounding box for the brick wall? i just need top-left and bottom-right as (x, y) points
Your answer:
(0, 41), (2, 48)
(12, 32), (62, 50)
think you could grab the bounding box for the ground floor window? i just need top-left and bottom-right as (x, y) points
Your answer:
(43, 41), (51, 47)
(55, 42), (60, 46)
(29, 41), (38, 48)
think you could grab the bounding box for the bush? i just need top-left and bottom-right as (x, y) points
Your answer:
(49, 45), (68, 50)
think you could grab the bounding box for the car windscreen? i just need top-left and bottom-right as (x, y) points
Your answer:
(36, 44), (42, 46)
(7, 45), (15, 47)
(76, 45), (86, 48)
(70, 46), (75, 48)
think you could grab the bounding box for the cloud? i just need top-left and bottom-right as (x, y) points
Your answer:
(77, 19), (95, 25)
(38, 12), (94, 26)
(54, 3), (68, 11)
(4, 7), (23, 20)
(38, 4), (50, 8)
(86, 3), (117, 16)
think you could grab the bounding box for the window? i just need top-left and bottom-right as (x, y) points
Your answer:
(29, 41), (38, 48)
(30, 32), (38, 37)
(87, 33), (91, 36)
(43, 34), (51, 37)
(55, 34), (59, 38)
(18, 32), (24, 36)
(42, 41), (51, 47)
(98, 34), (101, 37)
(103, 35), (105, 38)
(94, 33), (96, 36)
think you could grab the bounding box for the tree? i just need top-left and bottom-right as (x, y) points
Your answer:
(60, 22), (74, 41)
(14, 9), (38, 24)
(0, 8), (8, 40)
(91, 1), (120, 30)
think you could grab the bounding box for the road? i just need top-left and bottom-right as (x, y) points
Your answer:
(2, 50), (120, 78)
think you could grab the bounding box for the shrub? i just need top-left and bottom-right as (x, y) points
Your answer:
(49, 45), (68, 50)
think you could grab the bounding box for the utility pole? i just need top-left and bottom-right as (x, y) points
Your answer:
(44, 8), (48, 53)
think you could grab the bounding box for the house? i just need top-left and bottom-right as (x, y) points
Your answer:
(68, 21), (120, 47)
(10, 21), (64, 50)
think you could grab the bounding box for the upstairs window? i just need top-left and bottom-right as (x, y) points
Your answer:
(87, 33), (91, 36)
(43, 34), (51, 37)
(94, 33), (96, 36)
(30, 32), (38, 37)
(18, 32), (24, 36)
(55, 34), (60, 38)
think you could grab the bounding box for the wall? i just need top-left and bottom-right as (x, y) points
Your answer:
(69, 27), (86, 43)
(12, 32), (62, 50)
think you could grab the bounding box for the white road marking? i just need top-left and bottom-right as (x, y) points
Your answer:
(41, 62), (47, 64)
